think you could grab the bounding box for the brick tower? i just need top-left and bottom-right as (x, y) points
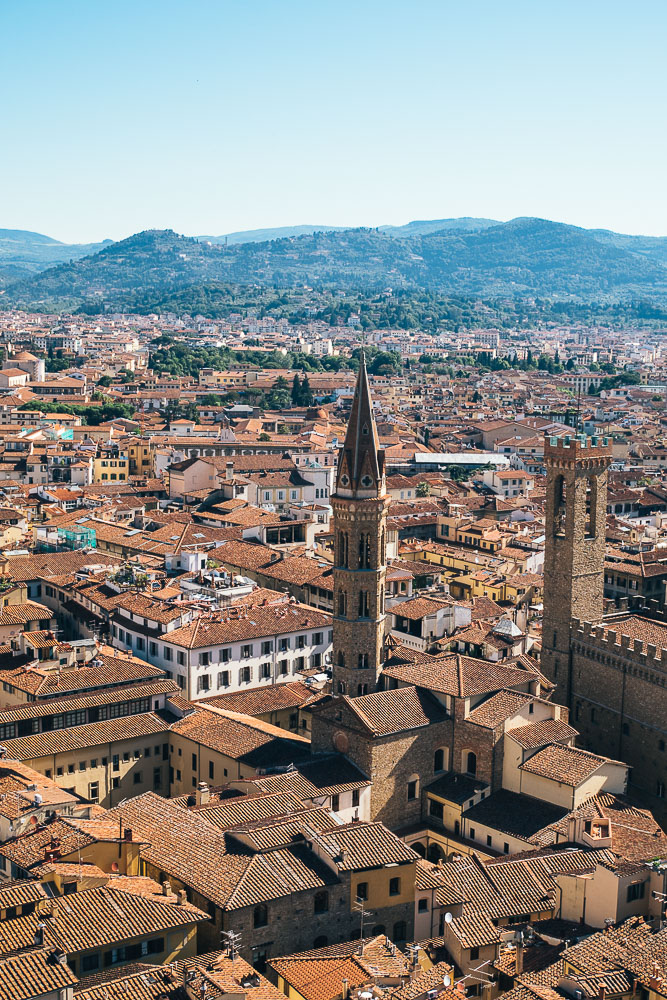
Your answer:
(541, 433), (612, 700)
(331, 353), (389, 696)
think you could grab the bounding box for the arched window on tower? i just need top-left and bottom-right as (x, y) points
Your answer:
(554, 475), (567, 535)
(380, 528), (386, 564)
(358, 591), (369, 618)
(337, 680), (346, 694)
(338, 592), (347, 617)
(337, 651), (345, 669)
(585, 476), (598, 537)
(358, 653), (369, 670)
(357, 683), (368, 695)
(339, 532), (349, 568)
(358, 533), (371, 568)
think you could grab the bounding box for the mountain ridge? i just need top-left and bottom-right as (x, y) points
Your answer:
(3, 217), (667, 312)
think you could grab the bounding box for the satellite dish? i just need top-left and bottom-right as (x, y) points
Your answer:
(443, 976), (452, 988)
(444, 912), (453, 924)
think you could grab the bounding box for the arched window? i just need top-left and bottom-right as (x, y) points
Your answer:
(357, 683), (368, 695)
(358, 653), (369, 670)
(338, 592), (347, 617)
(253, 904), (268, 927)
(411, 841), (426, 858)
(358, 533), (371, 568)
(337, 651), (345, 668)
(393, 921), (407, 941)
(434, 748), (445, 773)
(407, 773), (419, 801)
(337, 681), (346, 694)
(380, 528), (386, 564)
(427, 843), (445, 863)
(313, 935), (328, 948)
(465, 751), (477, 776)
(358, 591), (369, 618)
(372, 924), (386, 935)
(338, 532), (349, 568)
(314, 891), (329, 914)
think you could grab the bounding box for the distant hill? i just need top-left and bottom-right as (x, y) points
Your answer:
(201, 218), (500, 245)
(0, 228), (111, 277)
(200, 225), (349, 245)
(3, 218), (667, 312)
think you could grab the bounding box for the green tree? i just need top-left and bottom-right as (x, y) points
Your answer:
(416, 481), (431, 497)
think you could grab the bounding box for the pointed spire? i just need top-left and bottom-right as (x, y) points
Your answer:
(336, 351), (385, 498)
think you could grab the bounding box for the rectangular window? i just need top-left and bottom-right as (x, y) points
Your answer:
(192, 753), (197, 771)
(163, 646), (173, 660)
(331, 793), (340, 812)
(177, 651), (185, 666)
(88, 782), (99, 802)
(627, 882), (646, 902)
(352, 789), (360, 807)
(220, 647), (231, 662)
(261, 641), (273, 656)
(209, 760), (214, 781)
(241, 644), (253, 659)
(218, 670), (230, 688)
(312, 632), (323, 645)
(407, 781), (417, 801)
(389, 877), (400, 896)
(197, 674), (210, 693)
(261, 662), (271, 679)
(153, 767), (162, 789)
(149, 642), (157, 656)
(240, 666), (251, 684)
(418, 898), (428, 913)
(279, 637), (290, 652)
(356, 882), (368, 901)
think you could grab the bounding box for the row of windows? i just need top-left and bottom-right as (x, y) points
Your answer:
(115, 629), (331, 663)
(79, 936), (165, 973)
(196, 657), (319, 692)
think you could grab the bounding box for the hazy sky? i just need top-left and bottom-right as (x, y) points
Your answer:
(2, 0), (666, 243)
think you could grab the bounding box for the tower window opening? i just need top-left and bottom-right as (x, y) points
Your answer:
(358, 591), (370, 618)
(358, 653), (369, 670)
(585, 476), (597, 537)
(554, 475), (567, 535)
(339, 532), (349, 568)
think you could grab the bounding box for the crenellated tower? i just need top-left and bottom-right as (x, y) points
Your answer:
(331, 354), (389, 696)
(541, 433), (612, 701)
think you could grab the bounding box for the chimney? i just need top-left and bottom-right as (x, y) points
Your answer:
(177, 889), (188, 905)
(599, 986), (606, 1000)
(226, 462), (234, 481)
(515, 940), (524, 977)
(195, 781), (210, 806)
(162, 880), (171, 896)
(567, 815), (577, 843)
(123, 828), (133, 842)
(342, 980), (349, 1000)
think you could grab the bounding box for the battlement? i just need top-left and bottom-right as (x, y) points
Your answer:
(544, 433), (612, 465)
(572, 615), (667, 673)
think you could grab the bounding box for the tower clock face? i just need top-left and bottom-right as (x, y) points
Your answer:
(333, 731), (349, 753)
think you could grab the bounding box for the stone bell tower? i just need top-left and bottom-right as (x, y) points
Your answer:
(541, 433), (612, 700)
(331, 353), (389, 697)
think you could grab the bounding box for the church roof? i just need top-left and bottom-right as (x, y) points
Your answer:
(335, 352), (385, 498)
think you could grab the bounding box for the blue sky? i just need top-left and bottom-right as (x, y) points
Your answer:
(2, 0), (666, 242)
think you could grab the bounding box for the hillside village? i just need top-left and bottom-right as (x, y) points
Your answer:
(0, 307), (665, 1000)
